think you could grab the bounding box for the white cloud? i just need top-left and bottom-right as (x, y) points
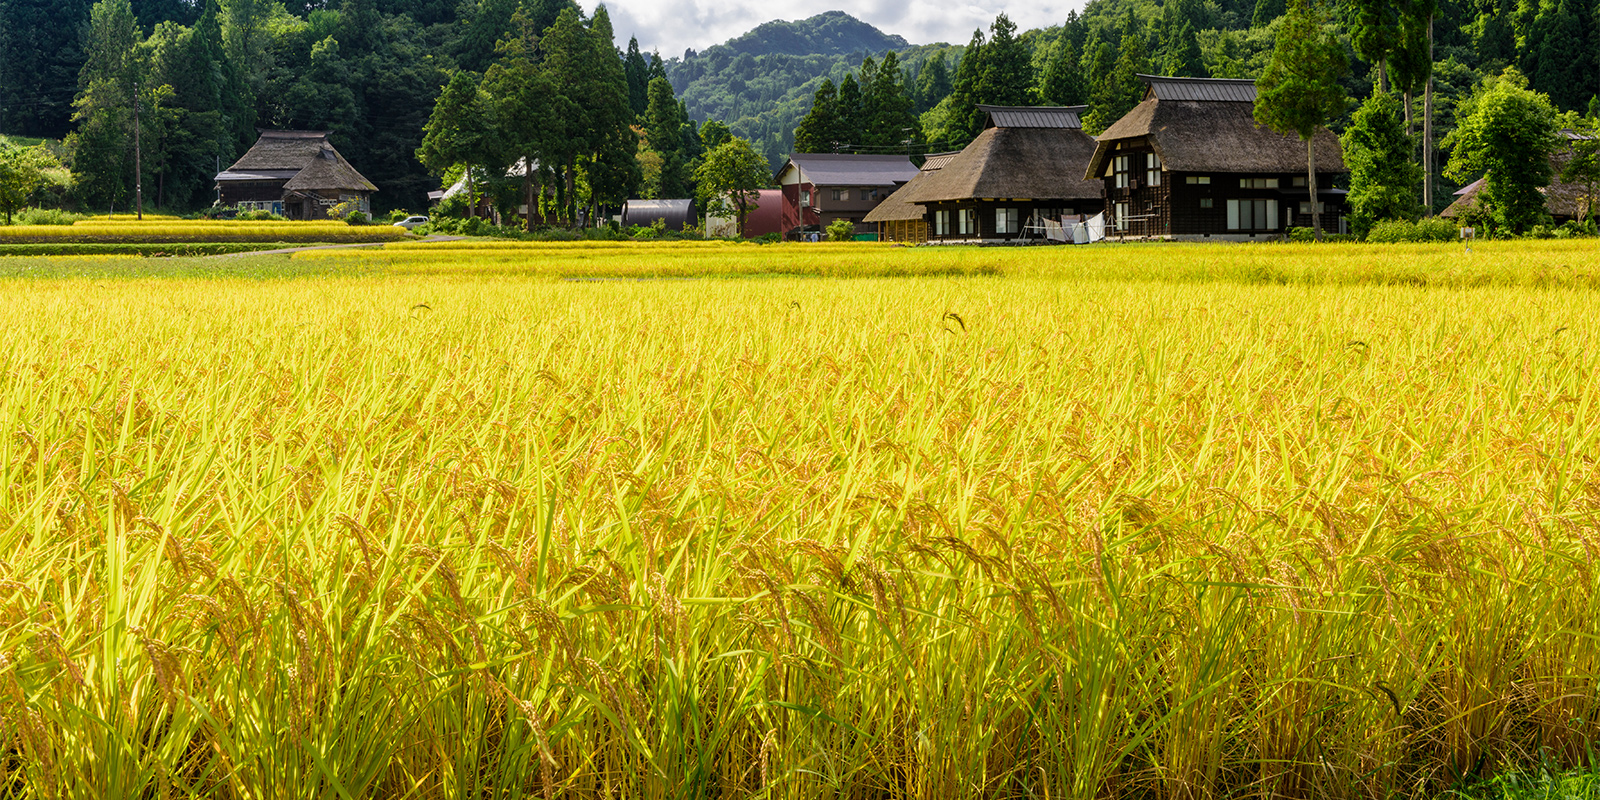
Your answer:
(588, 0), (1083, 61)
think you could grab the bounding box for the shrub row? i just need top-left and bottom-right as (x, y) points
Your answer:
(1366, 217), (1462, 243)
(0, 242), (287, 257)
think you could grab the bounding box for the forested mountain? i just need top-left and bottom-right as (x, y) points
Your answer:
(663, 13), (957, 167)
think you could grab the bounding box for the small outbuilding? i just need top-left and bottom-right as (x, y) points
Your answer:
(861, 152), (961, 244)
(215, 130), (375, 219)
(622, 199), (696, 231)
(900, 106), (1106, 244)
(1084, 76), (1348, 240)
(1441, 129), (1597, 224)
(704, 189), (784, 238)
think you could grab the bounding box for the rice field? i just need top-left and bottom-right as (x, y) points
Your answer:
(1, 240), (1599, 799)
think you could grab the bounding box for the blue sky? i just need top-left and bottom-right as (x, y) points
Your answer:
(594, 1), (1081, 61)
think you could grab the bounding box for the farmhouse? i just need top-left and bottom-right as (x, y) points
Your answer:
(900, 105), (1106, 244)
(215, 130), (375, 219)
(775, 153), (920, 239)
(1085, 76), (1347, 240)
(1441, 129), (1597, 224)
(861, 151), (961, 243)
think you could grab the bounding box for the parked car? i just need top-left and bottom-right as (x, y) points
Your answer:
(393, 215), (429, 230)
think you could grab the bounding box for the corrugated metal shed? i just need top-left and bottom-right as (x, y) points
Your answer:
(622, 199), (696, 231)
(781, 154), (921, 186)
(920, 152), (962, 171)
(980, 105), (1087, 130)
(1141, 75), (1257, 103)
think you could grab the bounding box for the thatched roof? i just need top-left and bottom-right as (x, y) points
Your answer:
(219, 130), (376, 193)
(1441, 136), (1598, 221)
(284, 146), (378, 193)
(1086, 75), (1345, 179)
(901, 106), (1103, 203)
(862, 151), (960, 223)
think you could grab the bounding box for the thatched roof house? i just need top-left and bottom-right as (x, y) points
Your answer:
(901, 105), (1105, 243)
(1087, 76), (1348, 239)
(215, 130), (376, 219)
(1441, 130), (1597, 224)
(861, 151), (960, 243)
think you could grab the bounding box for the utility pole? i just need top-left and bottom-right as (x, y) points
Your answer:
(1422, 14), (1434, 212)
(133, 80), (143, 220)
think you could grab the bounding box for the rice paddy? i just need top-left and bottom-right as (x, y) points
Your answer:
(0, 219), (405, 244)
(1, 240), (1598, 799)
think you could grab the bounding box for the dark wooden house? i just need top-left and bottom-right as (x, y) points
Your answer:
(775, 153), (921, 239)
(215, 130), (376, 219)
(1085, 76), (1347, 240)
(899, 105), (1105, 244)
(861, 151), (960, 243)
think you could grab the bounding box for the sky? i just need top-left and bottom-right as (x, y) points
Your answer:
(592, 1), (1081, 61)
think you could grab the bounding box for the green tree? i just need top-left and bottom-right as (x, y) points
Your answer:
(699, 119), (733, 150)
(483, 9), (553, 229)
(1560, 116), (1599, 223)
(0, 0), (97, 137)
(1444, 68), (1562, 233)
(860, 51), (920, 149)
(695, 136), (770, 236)
(836, 73), (863, 145)
(1252, 0), (1286, 27)
(944, 29), (987, 147)
(1521, 0), (1592, 111)
(979, 14), (1034, 107)
(1341, 90), (1423, 236)
(1254, 0), (1349, 239)
(0, 141), (58, 223)
(624, 36), (649, 118)
(1346, 0), (1401, 89)
(1040, 39), (1087, 105)
(644, 76), (688, 197)
(1085, 33), (1148, 134)
(913, 54), (951, 113)
(1163, 20), (1205, 77)
(69, 0), (141, 210)
(794, 78), (844, 153)
(417, 70), (494, 218)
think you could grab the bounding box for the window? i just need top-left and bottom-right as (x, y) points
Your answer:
(1113, 155), (1131, 188)
(831, 188), (844, 202)
(860, 188), (874, 201)
(1185, 176), (1212, 185)
(1145, 153), (1162, 186)
(934, 209), (950, 235)
(1293, 176), (1307, 187)
(995, 207), (1019, 234)
(1226, 198), (1280, 230)
(1298, 201), (1326, 214)
(800, 190), (812, 207)
(1239, 178), (1279, 189)
(1114, 202), (1129, 231)
(1199, 198), (1214, 209)
(958, 208), (975, 235)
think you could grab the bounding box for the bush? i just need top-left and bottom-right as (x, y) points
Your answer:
(387, 209), (411, 224)
(826, 219), (856, 241)
(752, 232), (782, 245)
(236, 209), (286, 222)
(1366, 217), (1460, 243)
(11, 207), (82, 226)
(583, 225), (628, 241)
(344, 211), (370, 226)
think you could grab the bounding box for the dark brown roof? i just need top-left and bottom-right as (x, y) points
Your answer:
(228, 130), (335, 171)
(283, 146), (378, 193)
(901, 125), (1104, 204)
(218, 130), (376, 194)
(981, 105), (1086, 129)
(1086, 76), (1345, 179)
(863, 151), (960, 223)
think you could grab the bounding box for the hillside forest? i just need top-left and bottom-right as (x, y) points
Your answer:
(0, 0), (1597, 216)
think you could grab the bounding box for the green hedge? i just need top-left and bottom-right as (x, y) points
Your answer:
(0, 232), (400, 244)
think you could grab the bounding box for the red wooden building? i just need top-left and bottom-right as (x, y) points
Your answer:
(774, 153), (920, 239)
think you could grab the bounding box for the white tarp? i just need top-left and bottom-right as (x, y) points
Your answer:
(1085, 213), (1106, 243)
